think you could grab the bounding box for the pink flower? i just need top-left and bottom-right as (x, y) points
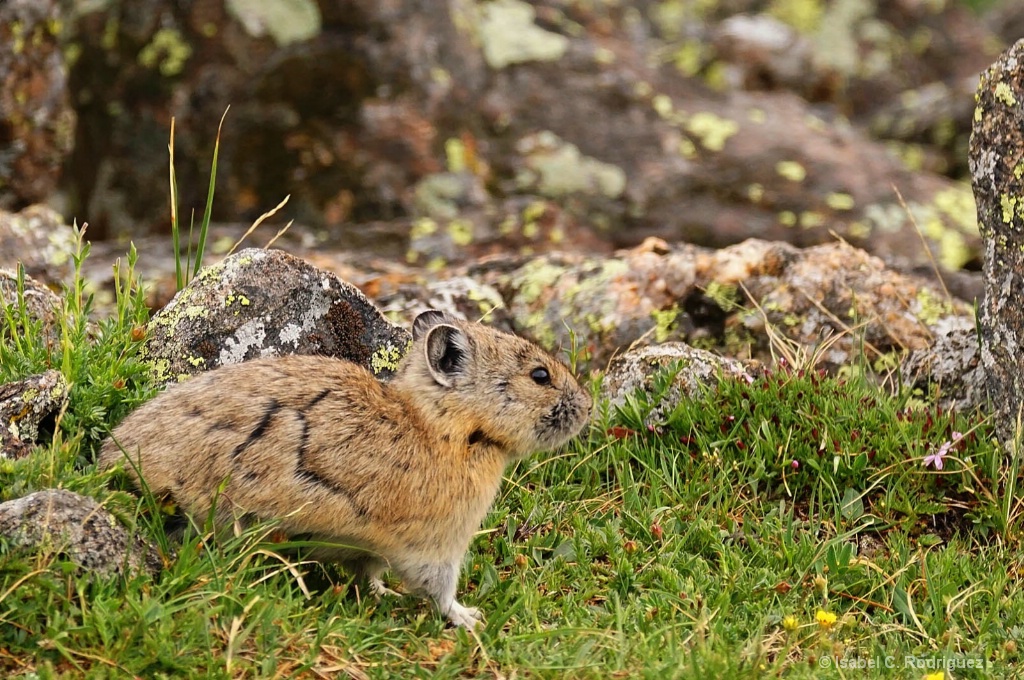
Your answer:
(923, 432), (961, 471)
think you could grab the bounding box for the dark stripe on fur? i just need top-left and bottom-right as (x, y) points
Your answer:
(231, 399), (280, 460)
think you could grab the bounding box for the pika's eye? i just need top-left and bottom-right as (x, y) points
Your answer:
(530, 367), (551, 385)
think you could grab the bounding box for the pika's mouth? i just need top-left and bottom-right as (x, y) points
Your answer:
(536, 391), (592, 449)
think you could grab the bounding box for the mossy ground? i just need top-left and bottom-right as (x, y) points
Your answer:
(1, 239), (1022, 679)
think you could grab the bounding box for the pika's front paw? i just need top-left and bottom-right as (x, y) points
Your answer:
(368, 577), (401, 599)
(446, 602), (484, 629)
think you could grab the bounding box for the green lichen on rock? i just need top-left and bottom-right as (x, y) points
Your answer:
(476, 0), (569, 69)
(914, 288), (955, 326)
(370, 340), (411, 375)
(685, 112), (738, 152)
(520, 132), (627, 199)
(775, 160), (807, 182)
(510, 258), (570, 305)
(137, 28), (192, 77)
(226, 0), (321, 47)
(652, 306), (680, 343)
(995, 81), (1017, 107)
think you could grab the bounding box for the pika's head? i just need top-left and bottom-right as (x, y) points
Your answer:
(400, 310), (592, 457)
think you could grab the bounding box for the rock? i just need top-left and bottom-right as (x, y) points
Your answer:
(143, 248), (411, 384)
(0, 370), (68, 459)
(376, 276), (516, 334)
(63, 0), (991, 276)
(969, 38), (1024, 444)
(0, 268), (63, 345)
(901, 324), (986, 413)
(601, 342), (761, 423)
(0, 205), (78, 287)
(0, 0), (75, 209)
(483, 238), (973, 371)
(0, 489), (161, 576)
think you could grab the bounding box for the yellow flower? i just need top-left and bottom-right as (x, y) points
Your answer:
(922, 673), (944, 680)
(782, 615), (799, 632)
(815, 610), (837, 629)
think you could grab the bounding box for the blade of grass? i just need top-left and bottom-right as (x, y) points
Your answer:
(193, 106), (231, 279)
(169, 118), (182, 291)
(228, 194), (290, 255)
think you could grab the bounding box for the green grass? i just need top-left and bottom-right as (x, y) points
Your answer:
(2, 241), (1023, 678)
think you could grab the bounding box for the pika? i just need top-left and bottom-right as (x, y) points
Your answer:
(99, 310), (591, 628)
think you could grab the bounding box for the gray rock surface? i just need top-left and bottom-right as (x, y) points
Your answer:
(901, 324), (987, 413)
(601, 342), (761, 424)
(0, 268), (63, 345)
(0, 489), (161, 576)
(0, 205), (78, 287)
(969, 38), (1024, 444)
(0, 370), (68, 459)
(0, 0), (74, 209)
(143, 248), (412, 384)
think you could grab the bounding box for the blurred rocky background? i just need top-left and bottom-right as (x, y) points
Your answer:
(0, 0), (1015, 381)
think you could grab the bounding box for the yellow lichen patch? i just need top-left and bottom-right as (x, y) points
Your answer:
(775, 160), (806, 182)
(914, 288), (954, 326)
(747, 184), (764, 202)
(705, 281), (740, 312)
(477, 0), (569, 69)
(593, 46), (616, 65)
(447, 219), (474, 246)
(779, 211), (797, 227)
(826, 192), (855, 211)
(652, 94), (673, 119)
(995, 81), (1018, 107)
(848, 221), (871, 239)
(800, 211), (825, 229)
(445, 138), (467, 173)
(678, 138), (698, 159)
(685, 112), (738, 152)
(651, 306), (680, 343)
(747, 108), (766, 124)
(513, 259), (568, 304)
(138, 28), (193, 77)
(411, 218), (438, 240)
(768, 0), (823, 33)
(370, 340), (411, 375)
(673, 41), (705, 78)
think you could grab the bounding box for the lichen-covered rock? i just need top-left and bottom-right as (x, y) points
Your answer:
(62, 0), (991, 276)
(0, 205), (78, 287)
(484, 238), (973, 371)
(143, 248), (411, 384)
(0, 0), (74, 209)
(901, 324), (986, 413)
(0, 370), (68, 459)
(376, 276), (516, 334)
(0, 268), (63, 344)
(0, 489), (161, 576)
(601, 342), (761, 422)
(969, 38), (1024, 444)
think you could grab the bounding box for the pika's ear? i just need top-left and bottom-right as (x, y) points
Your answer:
(424, 324), (471, 387)
(413, 309), (457, 340)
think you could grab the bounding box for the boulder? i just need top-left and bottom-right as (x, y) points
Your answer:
(143, 248), (411, 384)
(0, 370), (68, 459)
(0, 268), (63, 345)
(969, 38), (1024, 444)
(0, 489), (161, 576)
(0, 0), (74, 209)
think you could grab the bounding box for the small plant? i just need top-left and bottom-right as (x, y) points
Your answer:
(169, 108), (228, 291)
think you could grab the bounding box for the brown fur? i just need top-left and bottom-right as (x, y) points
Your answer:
(98, 310), (591, 627)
